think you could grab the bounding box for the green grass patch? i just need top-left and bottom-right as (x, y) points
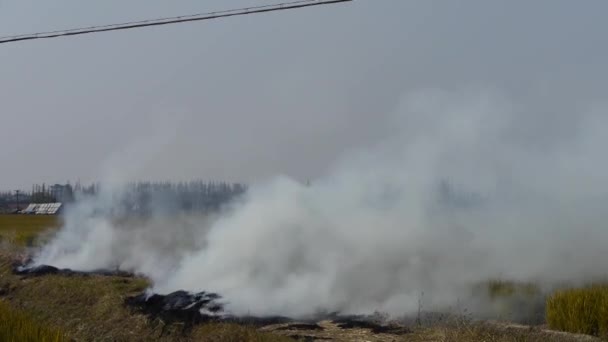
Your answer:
(546, 284), (608, 337)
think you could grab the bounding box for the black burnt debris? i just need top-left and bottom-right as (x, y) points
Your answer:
(275, 323), (325, 331)
(333, 316), (412, 335)
(125, 290), (293, 327)
(126, 294), (300, 337)
(231, 315), (294, 326)
(14, 265), (60, 276)
(10, 263), (412, 337)
(126, 290), (412, 336)
(288, 335), (332, 341)
(13, 264), (134, 278)
(123, 290), (291, 336)
(125, 290), (225, 330)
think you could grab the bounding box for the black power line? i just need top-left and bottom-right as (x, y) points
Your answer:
(0, 0), (353, 45)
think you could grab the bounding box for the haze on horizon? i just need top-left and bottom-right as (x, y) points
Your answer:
(1, 0), (608, 189)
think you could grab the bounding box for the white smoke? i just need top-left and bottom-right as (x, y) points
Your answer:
(35, 89), (608, 318)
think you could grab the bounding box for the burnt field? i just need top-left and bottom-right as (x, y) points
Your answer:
(0, 215), (604, 341)
(1, 258), (600, 342)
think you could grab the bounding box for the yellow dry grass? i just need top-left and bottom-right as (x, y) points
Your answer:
(0, 299), (67, 342)
(546, 285), (608, 338)
(0, 214), (61, 247)
(0, 252), (293, 341)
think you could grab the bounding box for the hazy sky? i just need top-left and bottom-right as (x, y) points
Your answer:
(1, 0), (607, 189)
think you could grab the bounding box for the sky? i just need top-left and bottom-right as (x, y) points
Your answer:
(1, 0), (608, 189)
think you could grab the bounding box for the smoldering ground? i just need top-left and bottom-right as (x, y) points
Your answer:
(32, 89), (608, 320)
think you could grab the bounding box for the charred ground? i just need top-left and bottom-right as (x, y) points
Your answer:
(0, 216), (602, 341)
(4, 259), (600, 341)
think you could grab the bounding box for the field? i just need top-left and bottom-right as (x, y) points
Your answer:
(0, 214), (605, 341)
(0, 215), (62, 247)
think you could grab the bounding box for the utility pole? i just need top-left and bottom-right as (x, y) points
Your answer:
(14, 190), (21, 212)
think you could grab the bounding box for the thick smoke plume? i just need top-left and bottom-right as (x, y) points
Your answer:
(35, 90), (608, 318)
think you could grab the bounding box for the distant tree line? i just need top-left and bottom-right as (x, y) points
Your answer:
(0, 183), (81, 210)
(116, 181), (248, 215)
(0, 180), (247, 215)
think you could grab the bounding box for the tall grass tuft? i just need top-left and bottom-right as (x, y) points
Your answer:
(546, 284), (608, 337)
(0, 300), (67, 342)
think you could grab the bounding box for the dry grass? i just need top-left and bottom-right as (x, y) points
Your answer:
(265, 320), (599, 342)
(0, 215), (295, 341)
(469, 279), (547, 325)
(0, 252), (293, 341)
(440, 322), (599, 342)
(1, 215), (604, 341)
(0, 214), (61, 247)
(193, 323), (294, 342)
(546, 285), (608, 338)
(0, 299), (67, 342)
(1, 249), (602, 341)
(485, 280), (540, 299)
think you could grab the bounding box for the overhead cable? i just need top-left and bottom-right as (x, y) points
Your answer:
(0, 0), (353, 45)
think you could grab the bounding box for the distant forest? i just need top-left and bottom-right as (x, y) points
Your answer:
(117, 181), (247, 215)
(0, 181), (247, 214)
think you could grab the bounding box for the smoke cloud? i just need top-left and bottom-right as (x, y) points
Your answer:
(34, 89), (608, 318)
